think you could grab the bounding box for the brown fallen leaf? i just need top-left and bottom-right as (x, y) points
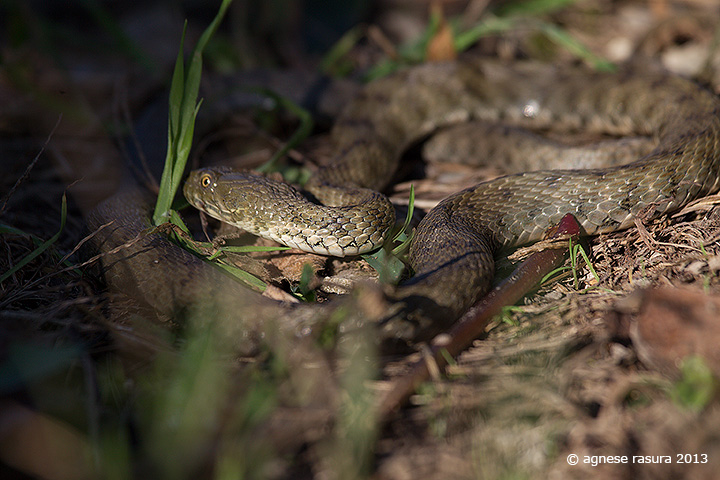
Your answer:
(630, 287), (720, 377)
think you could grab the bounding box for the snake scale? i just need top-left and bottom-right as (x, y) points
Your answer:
(94, 58), (720, 342)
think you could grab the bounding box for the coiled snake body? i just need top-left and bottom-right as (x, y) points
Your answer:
(98, 58), (720, 340)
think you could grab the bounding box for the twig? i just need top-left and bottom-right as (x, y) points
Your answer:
(0, 115), (62, 216)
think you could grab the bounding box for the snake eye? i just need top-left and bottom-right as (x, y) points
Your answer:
(200, 173), (212, 188)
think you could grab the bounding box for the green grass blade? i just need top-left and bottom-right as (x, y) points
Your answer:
(362, 9), (444, 81)
(320, 26), (364, 76)
(492, 0), (578, 17)
(398, 185), (414, 242)
(166, 210), (271, 288)
(454, 16), (517, 51)
(252, 88), (314, 174)
(540, 265), (571, 285)
(213, 262), (267, 292)
(211, 245), (291, 255)
(155, 22), (189, 226)
(0, 224), (34, 236)
(1, 193), (67, 283)
(153, 0), (233, 226)
(575, 242), (600, 283)
(147, 1), (273, 295)
(363, 247), (406, 285)
(362, 185), (416, 284)
(539, 22), (615, 71)
(671, 355), (717, 411)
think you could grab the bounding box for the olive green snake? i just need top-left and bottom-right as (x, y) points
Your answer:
(91, 58), (720, 343)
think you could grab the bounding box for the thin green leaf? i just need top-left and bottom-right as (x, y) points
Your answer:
(213, 245), (291, 254)
(539, 23), (615, 71)
(320, 26), (364, 76)
(155, 23), (188, 226)
(671, 355), (717, 411)
(164, 212), (269, 291)
(363, 247), (406, 285)
(213, 262), (267, 292)
(455, 16), (517, 51)
(1, 193), (67, 283)
(154, 0), (233, 226)
(167, 23), (187, 143)
(292, 263), (317, 302)
(499, 305), (525, 325)
(398, 185), (415, 243)
(391, 230), (413, 258)
(148, 1), (273, 296)
(492, 0), (579, 18)
(540, 265), (571, 285)
(362, 10), (444, 81)
(388, 184), (415, 258)
(207, 244), (291, 260)
(167, 210), (190, 235)
(539, 238), (575, 285)
(252, 88), (314, 174)
(0, 224), (33, 236)
(362, 184), (416, 283)
(575, 241), (600, 283)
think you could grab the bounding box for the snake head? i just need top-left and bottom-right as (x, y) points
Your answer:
(184, 166), (394, 256)
(183, 167), (309, 243)
(183, 167), (268, 225)
(184, 167), (228, 212)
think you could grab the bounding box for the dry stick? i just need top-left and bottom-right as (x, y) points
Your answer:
(378, 213), (582, 419)
(0, 115), (63, 216)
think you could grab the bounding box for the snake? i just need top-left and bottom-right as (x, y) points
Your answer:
(93, 58), (720, 343)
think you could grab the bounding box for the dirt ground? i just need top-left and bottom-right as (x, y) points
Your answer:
(3, 1), (720, 479)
